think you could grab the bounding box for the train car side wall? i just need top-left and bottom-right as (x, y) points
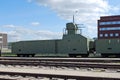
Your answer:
(12, 40), (60, 54)
(96, 39), (120, 54)
(12, 42), (24, 54)
(60, 34), (89, 54)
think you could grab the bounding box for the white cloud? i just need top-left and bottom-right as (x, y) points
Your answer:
(31, 22), (40, 26)
(32, 0), (119, 38)
(3, 24), (15, 28)
(34, 30), (62, 40)
(4, 24), (62, 42)
(35, 0), (110, 21)
(30, 0), (110, 36)
(8, 31), (21, 42)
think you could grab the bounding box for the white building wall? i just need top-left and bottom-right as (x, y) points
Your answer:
(0, 33), (7, 49)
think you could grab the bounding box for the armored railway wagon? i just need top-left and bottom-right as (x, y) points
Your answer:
(12, 22), (94, 57)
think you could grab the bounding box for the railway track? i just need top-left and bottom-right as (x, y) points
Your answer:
(0, 57), (120, 80)
(0, 67), (120, 80)
(0, 60), (120, 69)
(0, 57), (120, 69)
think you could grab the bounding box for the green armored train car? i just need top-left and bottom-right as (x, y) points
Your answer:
(12, 22), (94, 57)
(96, 39), (120, 57)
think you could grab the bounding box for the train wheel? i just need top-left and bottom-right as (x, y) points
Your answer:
(31, 54), (35, 57)
(81, 54), (88, 57)
(69, 54), (76, 57)
(101, 54), (108, 58)
(26, 55), (29, 57)
(17, 54), (20, 57)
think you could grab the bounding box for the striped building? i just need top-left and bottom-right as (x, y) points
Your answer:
(0, 33), (7, 49)
(98, 15), (120, 39)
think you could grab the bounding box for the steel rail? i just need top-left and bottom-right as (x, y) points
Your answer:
(0, 57), (120, 63)
(0, 71), (119, 80)
(0, 60), (120, 69)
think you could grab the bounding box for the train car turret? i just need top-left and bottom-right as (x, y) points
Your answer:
(66, 23), (78, 35)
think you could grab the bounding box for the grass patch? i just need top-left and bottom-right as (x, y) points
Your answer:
(1, 53), (17, 57)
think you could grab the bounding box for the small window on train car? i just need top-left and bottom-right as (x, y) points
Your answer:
(73, 49), (77, 51)
(108, 48), (112, 50)
(68, 40), (70, 42)
(19, 49), (21, 52)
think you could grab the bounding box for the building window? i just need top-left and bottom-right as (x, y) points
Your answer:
(99, 27), (120, 31)
(0, 36), (2, 38)
(115, 33), (119, 37)
(105, 34), (108, 37)
(99, 34), (103, 37)
(99, 21), (120, 25)
(110, 33), (113, 37)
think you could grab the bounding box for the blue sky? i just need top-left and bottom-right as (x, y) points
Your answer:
(0, 0), (120, 42)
